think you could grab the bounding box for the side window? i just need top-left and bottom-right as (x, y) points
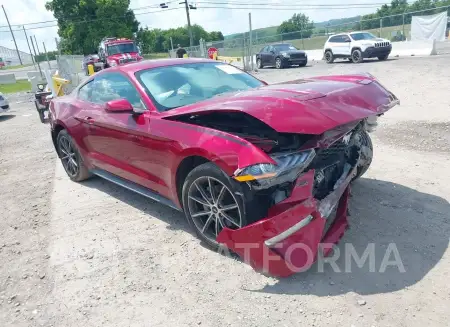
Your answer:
(342, 35), (351, 42)
(329, 36), (339, 43)
(261, 46), (268, 53)
(91, 73), (146, 110)
(268, 46), (274, 53)
(78, 80), (94, 101)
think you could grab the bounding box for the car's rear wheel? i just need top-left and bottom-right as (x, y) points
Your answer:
(324, 50), (334, 64)
(378, 54), (389, 61)
(182, 162), (246, 250)
(256, 58), (263, 69)
(353, 131), (373, 180)
(275, 57), (283, 69)
(56, 129), (90, 182)
(351, 49), (363, 63)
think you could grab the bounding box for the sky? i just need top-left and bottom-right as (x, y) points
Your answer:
(0, 0), (389, 54)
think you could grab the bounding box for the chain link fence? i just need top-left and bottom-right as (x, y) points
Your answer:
(177, 5), (449, 70)
(55, 55), (86, 94)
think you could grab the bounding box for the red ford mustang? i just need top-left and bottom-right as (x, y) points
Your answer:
(48, 58), (399, 277)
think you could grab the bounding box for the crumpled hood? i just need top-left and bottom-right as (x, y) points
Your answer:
(161, 74), (399, 135)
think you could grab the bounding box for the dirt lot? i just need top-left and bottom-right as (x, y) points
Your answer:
(1, 56), (449, 327)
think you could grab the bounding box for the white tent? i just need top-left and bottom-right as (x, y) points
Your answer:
(411, 11), (448, 41)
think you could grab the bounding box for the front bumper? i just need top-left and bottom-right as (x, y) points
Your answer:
(217, 164), (357, 277)
(0, 102), (10, 114)
(362, 45), (392, 58)
(282, 57), (308, 66)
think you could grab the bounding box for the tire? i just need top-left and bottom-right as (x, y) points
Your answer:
(298, 61), (307, 67)
(181, 162), (247, 250)
(275, 57), (284, 69)
(256, 58), (263, 69)
(56, 129), (90, 182)
(351, 49), (363, 63)
(324, 50), (334, 64)
(378, 54), (389, 61)
(353, 131), (373, 180)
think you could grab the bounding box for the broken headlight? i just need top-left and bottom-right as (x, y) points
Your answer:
(234, 149), (316, 184)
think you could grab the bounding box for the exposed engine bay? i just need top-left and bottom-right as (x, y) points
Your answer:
(168, 111), (374, 226)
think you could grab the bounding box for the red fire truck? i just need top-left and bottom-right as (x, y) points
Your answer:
(98, 37), (143, 69)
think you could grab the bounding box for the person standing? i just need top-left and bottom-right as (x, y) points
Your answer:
(176, 44), (187, 58)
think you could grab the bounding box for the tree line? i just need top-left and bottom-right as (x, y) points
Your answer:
(359, 0), (450, 30)
(135, 25), (224, 54)
(44, 0), (223, 55)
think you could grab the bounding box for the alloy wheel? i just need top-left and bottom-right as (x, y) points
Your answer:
(187, 176), (242, 244)
(58, 135), (79, 177)
(352, 51), (361, 63)
(275, 58), (282, 69)
(325, 52), (331, 62)
(257, 59), (262, 69)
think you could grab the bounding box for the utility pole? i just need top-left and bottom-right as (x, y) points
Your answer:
(170, 37), (174, 50)
(33, 35), (41, 54)
(22, 26), (36, 68)
(249, 13), (254, 71)
(1, 5), (23, 65)
(42, 42), (51, 70)
(30, 36), (42, 78)
(182, 0), (194, 47)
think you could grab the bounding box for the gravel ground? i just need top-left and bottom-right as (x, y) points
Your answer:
(1, 55), (449, 327)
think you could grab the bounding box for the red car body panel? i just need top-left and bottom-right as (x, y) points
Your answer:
(49, 59), (399, 277)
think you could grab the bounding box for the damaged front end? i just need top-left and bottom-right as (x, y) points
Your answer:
(216, 122), (370, 277)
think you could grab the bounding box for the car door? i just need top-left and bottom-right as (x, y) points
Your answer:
(259, 46), (268, 65)
(86, 72), (167, 195)
(267, 46), (276, 65)
(340, 35), (352, 56)
(329, 36), (344, 55)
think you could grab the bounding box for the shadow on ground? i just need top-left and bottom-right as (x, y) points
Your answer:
(0, 114), (16, 122)
(249, 177), (449, 296)
(82, 174), (449, 297)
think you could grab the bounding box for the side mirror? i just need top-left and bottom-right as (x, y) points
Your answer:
(105, 99), (133, 112)
(270, 50), (275, 54)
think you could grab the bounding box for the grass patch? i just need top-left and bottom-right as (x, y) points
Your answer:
(142, 53), (170, 60)
(2, 64), (34, 70)
(0, 79), (31, 94)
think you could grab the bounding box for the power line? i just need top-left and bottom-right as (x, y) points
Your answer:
(195, 1), (392, 7)
(194, 5), (388, 10)
(0, 7), (182, 33)
(0, 1), (180, 28)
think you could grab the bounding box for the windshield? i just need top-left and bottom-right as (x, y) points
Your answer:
(350, 32), (377, 41)
(107, 42), (138, 55)
(273, 44), (298, 51)
(136, 62), (264, 112)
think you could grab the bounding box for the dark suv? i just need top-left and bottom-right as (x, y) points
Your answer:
(256, 43), (307, 69)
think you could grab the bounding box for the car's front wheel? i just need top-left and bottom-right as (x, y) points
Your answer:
(378, 54), (389, 61)
(56, 129), (90, 182)
(275, 57), (284, 69)
(182, 162), (246, 250)
(256, 58), (263, 69)
(351, 49), (363, 63)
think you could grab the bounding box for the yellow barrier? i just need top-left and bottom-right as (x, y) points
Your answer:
(216, 56), (242, 64)
(52, 73), (70, 97)
(183, 53), (188, 58)
(87, 64), (95, 76)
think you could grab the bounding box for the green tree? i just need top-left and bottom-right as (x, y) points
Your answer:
(277, 13), (314, 40)
(45, 0), (139, 54)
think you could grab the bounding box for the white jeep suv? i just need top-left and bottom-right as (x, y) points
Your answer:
(323, 31), (392, 64)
